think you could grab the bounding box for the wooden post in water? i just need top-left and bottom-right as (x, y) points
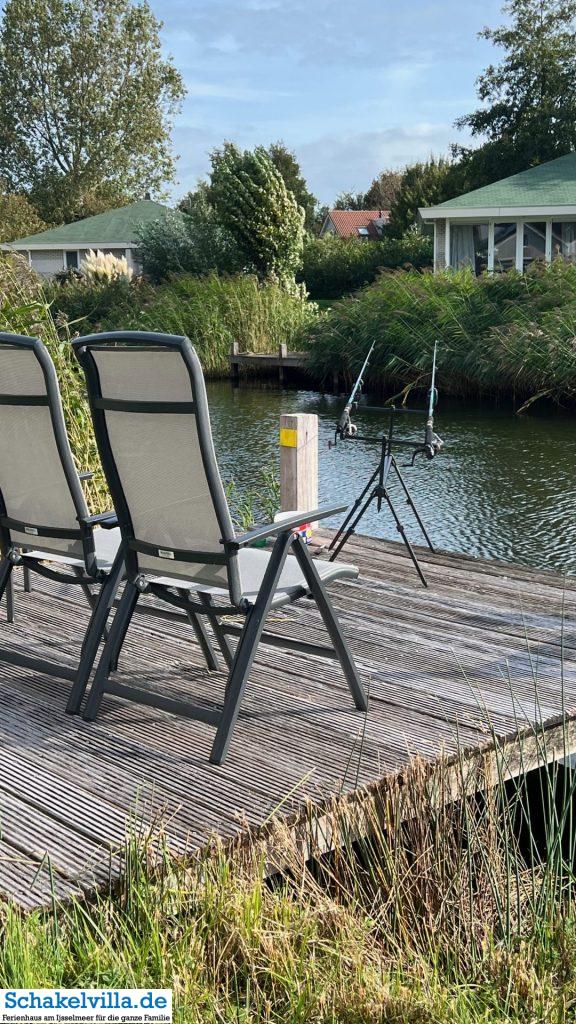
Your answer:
(279, 413), (318, 520)
(230, 341), (240, 384)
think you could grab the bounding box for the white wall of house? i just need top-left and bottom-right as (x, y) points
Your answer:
(12, 244), (140, 278)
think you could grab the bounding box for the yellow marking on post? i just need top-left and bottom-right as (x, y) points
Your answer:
(280, 427), (297, 448)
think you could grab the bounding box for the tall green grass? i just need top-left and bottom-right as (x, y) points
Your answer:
(49, 272), (319, 376)
(304, 261), (576, 407)
(2, 717), (576, 1022)
(0, 255), (104, 509)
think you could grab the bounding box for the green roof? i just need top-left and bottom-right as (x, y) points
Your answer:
(436, 152), (576, 210)
(8, 199), (174, 246)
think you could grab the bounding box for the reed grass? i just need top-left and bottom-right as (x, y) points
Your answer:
(304, 261), (576, 407)
(48, 271), (318, 376)
(1, 711), (576, 1022)
(0, 254), (104, 509)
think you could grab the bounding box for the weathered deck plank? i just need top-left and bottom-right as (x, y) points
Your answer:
(0, 530), (574, 909)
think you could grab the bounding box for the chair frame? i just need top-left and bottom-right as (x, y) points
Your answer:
(0, 332), (123, 711)
(74, 331), (367, 764)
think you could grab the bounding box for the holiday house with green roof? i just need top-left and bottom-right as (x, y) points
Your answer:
(0, 198), (173, 277)
(419, 153), (576, 274)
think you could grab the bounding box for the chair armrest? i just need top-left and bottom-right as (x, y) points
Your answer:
(78, 470), (94, 481)
(82, 511), (119, 530)
(227, 504), (347, 549)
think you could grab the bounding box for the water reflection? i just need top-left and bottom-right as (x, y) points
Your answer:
(207, 381), (576, 575)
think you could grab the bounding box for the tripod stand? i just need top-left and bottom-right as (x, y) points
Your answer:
(328, 408), (436, 587)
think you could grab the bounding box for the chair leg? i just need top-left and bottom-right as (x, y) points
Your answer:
(210, 531), (294, 765)
(177, 589), (220, 671)
(65, 551), (125, 715)
(5, 575), (14, 624)
(199, 593), (234, 670)
(292, 539), (367, 712)
(83, 580), (140, 721)
(0, 559), (13, 617)
(23, 565), (32, 593)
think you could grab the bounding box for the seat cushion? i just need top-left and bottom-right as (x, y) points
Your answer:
(23, 526), (122, 572)
(151, 546), (358, 609)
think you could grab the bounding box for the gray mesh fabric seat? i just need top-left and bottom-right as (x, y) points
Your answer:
(74, 331), (367, 764)
(0, 332), (124, 711)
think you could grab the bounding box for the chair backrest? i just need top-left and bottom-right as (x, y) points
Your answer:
(0, 333), (90, 562)
(73, 332), (241, 602)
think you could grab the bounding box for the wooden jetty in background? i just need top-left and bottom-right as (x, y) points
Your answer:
(0, 529), (574, 909)
(230, 342), (307, 383)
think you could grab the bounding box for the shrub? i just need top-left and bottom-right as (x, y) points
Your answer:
(136, 199), (243, 282)
(45, 275), (144, 332)
(304, 260), (576, 406)
(299, 232), (433, 299)
(0, 254), (104, 507)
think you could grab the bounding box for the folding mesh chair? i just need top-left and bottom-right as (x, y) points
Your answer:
(0, 332), (124, 711)
(74, 331), (368, 764)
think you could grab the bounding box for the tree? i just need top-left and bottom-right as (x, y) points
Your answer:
(208, 143), (305, 288)
(138, 183), (242, 282)
(363, 169), (402, 210)
(455, 0), (576, 182)
(0, 183), (47, 242)
(266, 141), (317, 232)
(388, 158), (462, 236)
(333, 191), (366, 210)
(0, 0), (185, 224)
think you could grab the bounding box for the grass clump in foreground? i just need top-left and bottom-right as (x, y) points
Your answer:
(304, 260), (576, 408)
(3, 733), (576, 1024)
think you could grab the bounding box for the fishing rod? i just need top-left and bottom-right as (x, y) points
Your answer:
(329, 342), (444, 586)
(336, 340), (376, 439)
(407, 340), (444, 464)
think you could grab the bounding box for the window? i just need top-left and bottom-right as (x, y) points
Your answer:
(551, 222), (576, 263)
(449, 224), (488, 274)
(493, 223), (516, 272)
(523, 223), (546, 269)
(65, 250), (79, 270)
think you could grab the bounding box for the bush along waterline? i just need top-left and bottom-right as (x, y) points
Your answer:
(303, 261), (576, 410)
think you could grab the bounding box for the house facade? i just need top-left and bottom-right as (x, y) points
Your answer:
(0, 198), (174, 277)
(419, 153), (576, 274)
(320, 209), (390, 239)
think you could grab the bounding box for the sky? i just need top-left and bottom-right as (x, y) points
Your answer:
(150, 0), (508, 205)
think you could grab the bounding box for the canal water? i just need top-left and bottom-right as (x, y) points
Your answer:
(207, 381), (576, 576)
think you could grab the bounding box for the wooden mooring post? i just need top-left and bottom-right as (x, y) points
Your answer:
(279, 413), (318, 516)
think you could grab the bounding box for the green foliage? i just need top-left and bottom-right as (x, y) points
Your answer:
(0, 255), (103, 506)
(455, 0), (576, 184)
(137, 187), (242, 282)
(49, 272), (318, 376)
(333, 190), (366, 210)
(208, 143), (305, 288)
(0, 182), (47, 242)
(363, 168), (403, 210)
(304, 261), (576, 406)
(299, 232), (433, 299)
(267, 140), (317, 232)
(389, 156), (462, 235)
(0, 0), (185, 224)
(2, 720), (576, 1022)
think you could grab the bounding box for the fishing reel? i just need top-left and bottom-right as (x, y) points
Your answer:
(407, 431), (444, 466)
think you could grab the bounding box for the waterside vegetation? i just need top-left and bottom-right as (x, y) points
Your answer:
(304, 260), (576, 409)
(1, 721), (576, 1023)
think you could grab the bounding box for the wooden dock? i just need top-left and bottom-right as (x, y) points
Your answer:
(0, 530), (574, 910)
(230, 342), (307, 383)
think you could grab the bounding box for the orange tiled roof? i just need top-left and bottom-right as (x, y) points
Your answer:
(327, 209), (390, 238)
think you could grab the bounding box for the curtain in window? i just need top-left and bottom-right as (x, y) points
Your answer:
(562, 223), (576, 260)
(450, 225), (476, 269)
